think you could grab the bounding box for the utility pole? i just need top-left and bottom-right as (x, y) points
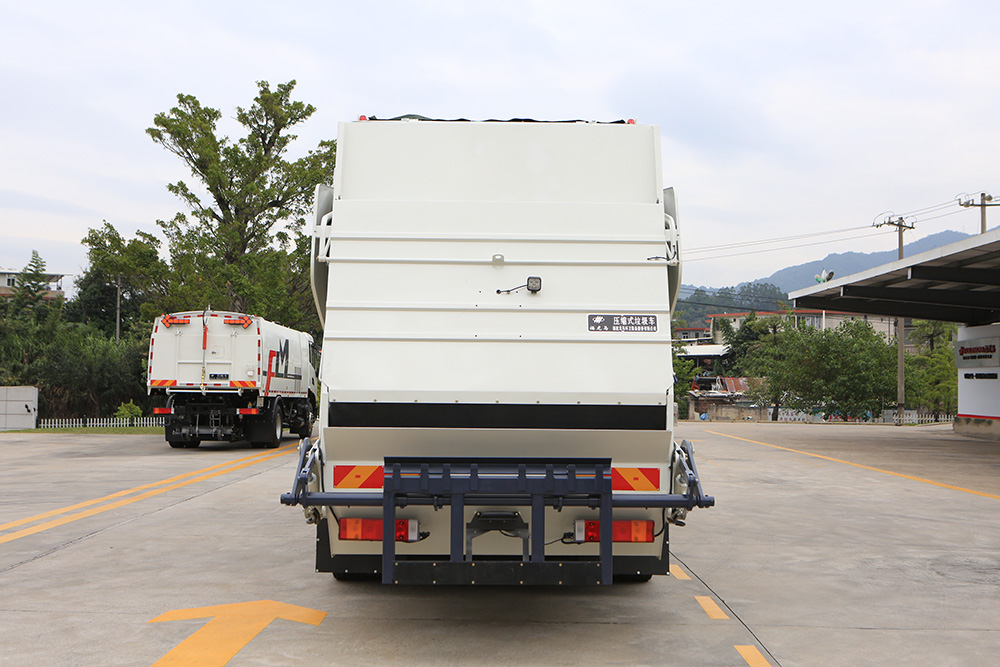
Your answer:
(875, 215), (914, 424)
(958, 192), (999, 234)
(115, 273), (121, 343)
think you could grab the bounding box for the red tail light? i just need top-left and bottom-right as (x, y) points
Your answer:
(237, 408), (259, 415)
(339, 518), (419, 542)
(574, 519), (655, 543)
(153, 407), (173, 415)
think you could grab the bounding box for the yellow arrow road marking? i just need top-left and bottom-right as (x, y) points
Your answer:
(707, 430), (1000, 501)
(149, 600), (326, 666)
(695, 595), (729, 619)
(0, 446), (295, 545)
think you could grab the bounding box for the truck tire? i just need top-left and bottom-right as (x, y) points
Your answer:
(250, 402), (282, 448)
(265, 408), (283, 449)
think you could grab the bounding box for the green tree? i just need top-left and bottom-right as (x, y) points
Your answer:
(147, 80), (336, 327)
(905, 320), (957, 420)
(672, 346), (698, 420)
(736, 315), (790, 420)
(772, 320), (895, 420)
(9, 250), (53, 318)
(909, 319), (956, 352)
(69, 223), (170, 337)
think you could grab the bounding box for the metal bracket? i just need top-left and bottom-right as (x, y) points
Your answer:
(466, 511), (529, 562)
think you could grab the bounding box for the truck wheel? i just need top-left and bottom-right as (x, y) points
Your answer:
(264, 407), (282, 449)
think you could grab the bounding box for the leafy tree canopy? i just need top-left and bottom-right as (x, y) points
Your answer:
(146, 80), (336, 323)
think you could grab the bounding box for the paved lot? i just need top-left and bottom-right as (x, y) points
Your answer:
(1, 423), (998, 666)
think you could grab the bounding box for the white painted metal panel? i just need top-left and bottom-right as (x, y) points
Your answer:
(320, 120), (672, 408)
(148, 311), (314, 397)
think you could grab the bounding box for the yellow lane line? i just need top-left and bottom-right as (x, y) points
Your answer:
(707, 430), (1000, 501)
(736, 645), (772, 666)
(695, 595), (729, 619)
(669, 563), (691, 580)
(0, 444), (298, 533)
(0, 447), (296, 545)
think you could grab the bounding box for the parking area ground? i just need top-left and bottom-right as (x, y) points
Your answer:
(1, 423), (998, 666)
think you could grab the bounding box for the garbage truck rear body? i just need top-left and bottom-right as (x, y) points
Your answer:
(282, 117), (712, 584)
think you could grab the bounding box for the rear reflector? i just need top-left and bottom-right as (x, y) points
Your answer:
(161, 315), (190, 327)
(574, 519), (655, 543)
(339, 518), (419, 542)
(153, 407), (172, 415)
(237, 408), (259, 415)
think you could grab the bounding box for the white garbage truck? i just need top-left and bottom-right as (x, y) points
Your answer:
(147, 309), (317, 448)
(281, 116), (712, 584)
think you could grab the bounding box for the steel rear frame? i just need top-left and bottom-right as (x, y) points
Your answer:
(281, 441), (714, 585)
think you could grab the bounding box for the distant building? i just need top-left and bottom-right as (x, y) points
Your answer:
(686, 376), (762, 421)
(0, 268), (68, 301)
(674, 326), (711, 342)
(705, 309), (912, 349)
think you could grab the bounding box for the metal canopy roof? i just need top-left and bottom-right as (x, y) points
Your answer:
(790, 228), (1000, 326)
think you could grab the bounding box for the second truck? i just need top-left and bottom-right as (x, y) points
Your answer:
(148, 309), (317, 448)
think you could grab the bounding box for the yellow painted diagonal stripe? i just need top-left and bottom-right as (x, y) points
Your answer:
(0, 445), (296, 545)
(695, 595), (729, 619)
(736, 645), (772, 666)
(670, 563), (691, 580)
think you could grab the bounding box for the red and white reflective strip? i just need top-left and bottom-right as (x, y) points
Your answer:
(574, 519), (655, 543)
(331, 465), (660, 491)
(339, 518), (419, 542)
(611, 467), (660, 492)
(333, 465), (383, 489)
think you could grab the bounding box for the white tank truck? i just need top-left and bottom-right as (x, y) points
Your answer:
(281, 116), (713, 584)
(148, 309), (317, 448)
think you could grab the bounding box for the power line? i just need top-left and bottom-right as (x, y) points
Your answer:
(684, 195), (982, 263)
(685, 230), (892, 263)
(684, 225), (871, 255)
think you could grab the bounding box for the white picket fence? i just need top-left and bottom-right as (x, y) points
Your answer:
(38, 417), (165, 429)
(776, 408), (954, 425)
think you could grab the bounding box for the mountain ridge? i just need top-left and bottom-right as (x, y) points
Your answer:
(682, 229), (975, 296)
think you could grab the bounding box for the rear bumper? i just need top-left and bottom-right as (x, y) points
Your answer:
(281, 445), (713, 585)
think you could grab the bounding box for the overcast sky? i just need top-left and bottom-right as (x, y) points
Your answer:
(2, 0), (999, 291)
